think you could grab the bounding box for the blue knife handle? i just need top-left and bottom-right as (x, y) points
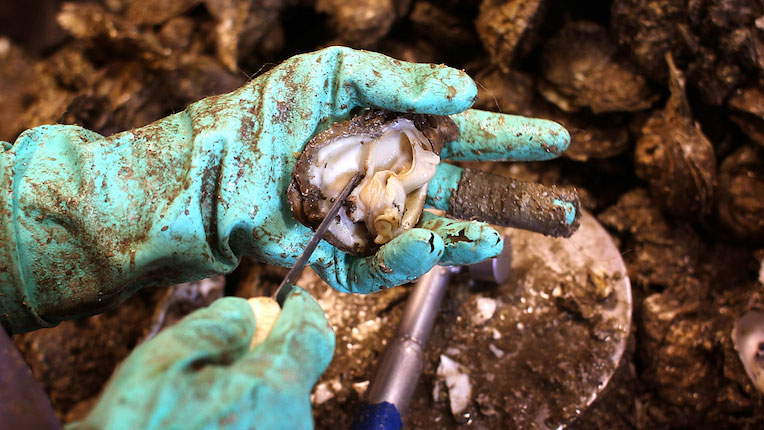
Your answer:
(351, 401), (403, 430)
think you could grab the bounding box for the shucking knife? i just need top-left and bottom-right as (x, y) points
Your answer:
(272, 172), (360, 305)
(248, 173), (360, 349)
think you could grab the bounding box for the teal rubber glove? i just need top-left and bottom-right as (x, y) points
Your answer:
(0, 47), (570, 333)
(66, 288), (334, 430)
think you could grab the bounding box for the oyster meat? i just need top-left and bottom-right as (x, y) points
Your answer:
(288, 110), (459, 255)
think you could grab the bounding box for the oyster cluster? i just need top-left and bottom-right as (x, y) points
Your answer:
(288, 110), (458, 255)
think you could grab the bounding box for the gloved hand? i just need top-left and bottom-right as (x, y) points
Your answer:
(66, 288), (333, 430)
(0, 46), (571, 333)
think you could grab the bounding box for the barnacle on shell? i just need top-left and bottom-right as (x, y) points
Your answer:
(288, 110), (459, 255)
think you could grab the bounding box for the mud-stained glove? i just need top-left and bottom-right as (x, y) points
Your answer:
(66, 288), (333, 430)
(0, 47), (571, 333)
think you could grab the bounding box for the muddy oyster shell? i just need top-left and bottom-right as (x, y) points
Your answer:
(288, 110), (459, 255)
(634, 54), (716, 220)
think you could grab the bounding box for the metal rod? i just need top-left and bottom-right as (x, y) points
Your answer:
(362, 236), (510, 419)
(364, 265), (459, 416)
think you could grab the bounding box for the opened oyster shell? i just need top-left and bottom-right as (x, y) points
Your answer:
(288, 110), (459, 255)
(733, 310), (764, 393)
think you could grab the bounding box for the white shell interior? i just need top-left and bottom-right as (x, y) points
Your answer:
(733, 310), (764, 393)
(308, 118), (440, 248)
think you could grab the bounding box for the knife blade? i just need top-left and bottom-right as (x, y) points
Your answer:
(272, 172), (360, 305)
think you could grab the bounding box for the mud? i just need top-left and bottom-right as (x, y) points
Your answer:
(306, 212), (630, 429)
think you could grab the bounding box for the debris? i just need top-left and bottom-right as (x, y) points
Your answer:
(436, 355), (473, 416)
(312, 380), (336, 405)
(488, 344), (504, 358)
(472, 297), (497, 325)
(588, 268), (614, 300)
(351, 380), (370, 397)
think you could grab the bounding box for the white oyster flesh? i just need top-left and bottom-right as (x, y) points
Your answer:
(308, 118), (440, 248)
(732, 310), (764, 393)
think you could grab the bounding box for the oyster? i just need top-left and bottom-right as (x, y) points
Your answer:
(288, 110), (458, 255)
(733, 310), (764, 393)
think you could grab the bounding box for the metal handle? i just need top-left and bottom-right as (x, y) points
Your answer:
(364, 265), (457, 416)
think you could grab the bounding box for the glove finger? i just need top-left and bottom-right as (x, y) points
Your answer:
(424, 163), (580, 237)
(116, 297), (254, 378)
(340, 48), (477, 115)
(425, 162), (462, 211)
(236, 287), (335, 389)
(418, 212), (503, 266)
(312, 227), (445, 294)
(442, 109), (570, 161)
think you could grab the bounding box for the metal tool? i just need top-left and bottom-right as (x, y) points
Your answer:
(352, 238), (512, 430)
(272, 173), (359, 305)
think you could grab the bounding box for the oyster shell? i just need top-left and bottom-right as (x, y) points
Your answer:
(733, 310), (764, 393)
(288, 110), (458, 255)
